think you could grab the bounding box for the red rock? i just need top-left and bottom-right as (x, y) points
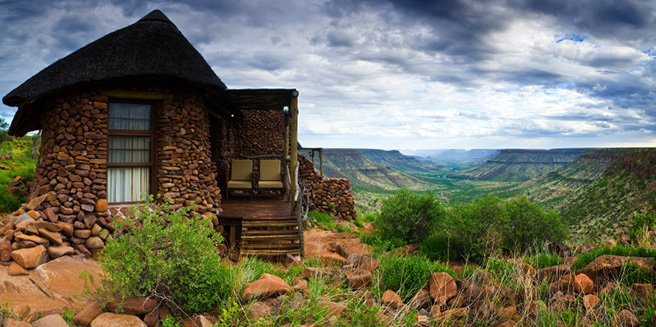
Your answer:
(32, 314), (69, 327)
(320, 300), (347, 317)
(73, 301), (104, 326)
(583, 294), (600, 310)
(613, 309), (640, 327)
(429, 272), (457, 305)
(90, 312), (147, 327)
(574, 274), (594, 294)
(301, 266), (340, 279)
(381, 290), (403, 309)
(8, 262), (29, 276)
(319, 252), (347, 266)
(11, 245), (48, 268)
(0, 237), (12, 261)
(408, 289), (431, 310)
(106, 297), (157, 315)
(576, 255), (654, 284)
(2, 318), (32, 327)
(346, 268), (371, 290)
(630, 283), (655, 298)
(246, 300), (276, 322)
(242, 273), (292, 301)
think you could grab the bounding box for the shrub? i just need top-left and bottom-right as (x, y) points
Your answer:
(444, 195), (509, 262)
(373, 189), (446, 245)
(503, 196), (568, 251)
(374, 254), (453, 301)
(629, 213), (656, 241)
(95, 199), (233, 315)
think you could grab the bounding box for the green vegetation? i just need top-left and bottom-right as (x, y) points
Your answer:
(373, 254), (452, 300)
(371, 189), (446, 246)
(0, 118), (38, 214)
(572, 244), (656, 271)
(91, 199), (233, 315)
(364, 190), (567, 263)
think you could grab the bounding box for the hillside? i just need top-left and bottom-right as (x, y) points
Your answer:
(320, 149), (438, 192)
(355, 149), (444, 176)
(497, 149), (631, 208)
(560, 149), (656, 242)
(459, 149), (588, 182)
(406, 149), (499, 167)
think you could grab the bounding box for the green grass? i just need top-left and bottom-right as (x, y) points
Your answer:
(0, 135), (38, 214)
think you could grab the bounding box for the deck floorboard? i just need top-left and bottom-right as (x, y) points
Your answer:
(220, 194), (295, 220)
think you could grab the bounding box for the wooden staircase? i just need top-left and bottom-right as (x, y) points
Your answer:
(240, 218), (302, 257)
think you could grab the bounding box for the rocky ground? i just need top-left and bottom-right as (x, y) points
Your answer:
(1, 221), (655, 326)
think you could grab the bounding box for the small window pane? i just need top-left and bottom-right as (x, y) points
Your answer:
(109, 103), (151, 130)
(109, 136), (150, 163)
(108, 167), (150, 202)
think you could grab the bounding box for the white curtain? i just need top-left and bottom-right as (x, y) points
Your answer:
(109, 136), (150, 163)
(108, 167), (149, 202)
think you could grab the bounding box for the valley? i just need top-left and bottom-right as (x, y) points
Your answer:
(312, 147), (656, 242)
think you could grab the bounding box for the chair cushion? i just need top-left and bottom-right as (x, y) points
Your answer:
(227, 180), (252, 189)
(231, 159), (252, 181)
(260, 159), (282, 181)
(258, 181), (283, 189)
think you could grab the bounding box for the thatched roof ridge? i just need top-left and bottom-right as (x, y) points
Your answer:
(4, 9), (226, 134)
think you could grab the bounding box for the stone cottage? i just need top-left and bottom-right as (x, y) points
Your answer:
(1, 10), (354, 264)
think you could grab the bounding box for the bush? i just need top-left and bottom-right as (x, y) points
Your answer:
(503, 197), (568, 251)
(373, 189), (446, 245)
(444, 195), (509, 262)
(95, 199), (233, 315)
(629, 213), (656, 241)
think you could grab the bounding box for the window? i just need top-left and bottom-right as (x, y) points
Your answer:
(107, 102), (155, 203)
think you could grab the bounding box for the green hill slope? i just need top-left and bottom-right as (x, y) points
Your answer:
(559, 149), (656, 242)
(460, 149), (588, 182)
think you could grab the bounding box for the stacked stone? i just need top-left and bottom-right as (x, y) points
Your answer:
(157, 93), (221, 213)
(228, 109), (285, 156)
(0, 91), (113, 268)
(298, 155), (356, 220)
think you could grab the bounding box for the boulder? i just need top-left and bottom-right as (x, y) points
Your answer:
(32, 314), (69, 327)
(0, 237), (11, 261)
(408, 289), (431, 310)
(381, 290), (403, 309)
(319, 300), (347, 317)
(182, 315), (213, 327)
(48, 245), (75, 258)
(11, 245), (48, 268)
(90, 313), (147, 327)
(245, 299), (277, 322)
(106, 297), (157, 315)
(349, 254), (380, 272)
(630, 283), (655, 298)
(576, 255), (654, 284)
(583, 294), (600, 310)
(73, 301), (105, 327)
(1, 318), (32, 327)
(346, 268), (371, 290)
(242, 273), (292, 302)
(574, 274), (594, 294)
(337, 242), (372, 258)
(548, 241), (571, 257)
(613, 309), (640, 327)
(301, 266), (340, 279)
(429, 272), (457, 305)
(319, 252), (347, 266)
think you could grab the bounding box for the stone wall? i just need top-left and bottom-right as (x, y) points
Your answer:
(0, 83), (222, 267)
(298, 155), (356, 220)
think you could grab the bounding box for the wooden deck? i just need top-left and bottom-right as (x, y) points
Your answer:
(219, 194), (302, 258)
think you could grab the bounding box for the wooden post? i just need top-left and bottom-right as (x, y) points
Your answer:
(290, 96), (299, 214)
(283, 116), (290, 201)
(319, 149), (323, 176)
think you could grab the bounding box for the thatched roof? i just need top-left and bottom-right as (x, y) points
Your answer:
(223, 89), (298, 111)
(4, 10), (227, 135)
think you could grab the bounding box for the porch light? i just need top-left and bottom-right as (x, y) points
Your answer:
(283, 106), (290, 116)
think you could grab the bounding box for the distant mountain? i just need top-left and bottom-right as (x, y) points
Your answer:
(459, 149), (589, 182)
(319, 149), (438, 192)
(402, 149), (499, 167)
(355, 149), (444, 175)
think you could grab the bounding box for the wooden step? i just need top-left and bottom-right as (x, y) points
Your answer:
(241, 230), (300, 241)
(240, 243), (302, 256)
(240, 248), (301, 256)
(242, 220), (298, 228)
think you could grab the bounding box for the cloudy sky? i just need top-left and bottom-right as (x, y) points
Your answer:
(1, 0), (655, 150)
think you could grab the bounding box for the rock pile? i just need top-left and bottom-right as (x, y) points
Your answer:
(298, 155), (356, 220)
